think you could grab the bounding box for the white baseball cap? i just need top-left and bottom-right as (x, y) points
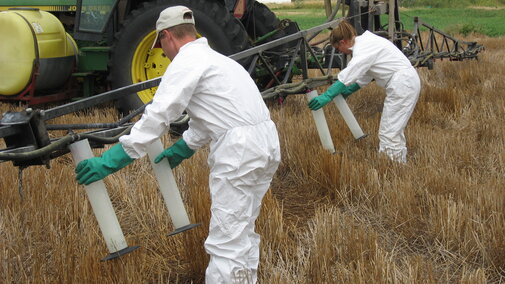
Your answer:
(151, 6), (195, 49)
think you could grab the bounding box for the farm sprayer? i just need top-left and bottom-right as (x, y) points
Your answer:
(0, 0), (483, 259)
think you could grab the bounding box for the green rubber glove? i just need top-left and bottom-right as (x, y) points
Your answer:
(75, 143), (134, 185)
(341, 83), (361, 99)
(308, 80), (346, 111)
(154, 138), (195, 169)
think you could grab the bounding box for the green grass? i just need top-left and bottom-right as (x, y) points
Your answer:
(272, 7), (505, 37)
(273, 8), (328, 31)
(401, 0), (505, 8)
(398, 8), (505, 37)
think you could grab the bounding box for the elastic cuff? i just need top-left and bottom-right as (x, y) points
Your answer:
(326, 80), (346, 98)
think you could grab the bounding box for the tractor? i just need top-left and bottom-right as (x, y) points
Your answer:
(0, 0), (297, 112)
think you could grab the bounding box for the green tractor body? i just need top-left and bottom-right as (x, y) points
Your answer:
(0, 0), (78, 11)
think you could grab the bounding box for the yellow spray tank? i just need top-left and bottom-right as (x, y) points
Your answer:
(0, 8), (77, 96)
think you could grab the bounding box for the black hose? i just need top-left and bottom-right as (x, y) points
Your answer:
(0, 126), (132, 161)
(0, 135), (77, 161)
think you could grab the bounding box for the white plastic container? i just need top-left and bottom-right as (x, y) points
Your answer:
(69, 139), (128, 254)
(146, 139), (199, 235)
(306, 90), (336, 153)
(333, 95), (366, 139)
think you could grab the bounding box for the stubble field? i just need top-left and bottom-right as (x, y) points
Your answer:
(0, 34), (504, 283)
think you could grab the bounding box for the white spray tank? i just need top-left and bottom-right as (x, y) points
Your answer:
(0, 8), (77, 96)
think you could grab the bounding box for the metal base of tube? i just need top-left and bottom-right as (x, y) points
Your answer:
(355, 134), (368, 141)
(168, 223), (201, 236)
(101, 245), (140, 262)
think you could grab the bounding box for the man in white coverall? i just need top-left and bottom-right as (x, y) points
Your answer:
(75, 6), (281, 283)
(308, 21), (421, 163)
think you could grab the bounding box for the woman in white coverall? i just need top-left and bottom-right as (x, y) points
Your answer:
(308, 21), (421, 163)
(75, 6), (280, 283)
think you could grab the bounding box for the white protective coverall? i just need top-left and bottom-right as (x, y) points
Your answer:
(119, 37), (281, 283)
(337, 31), (421, 163)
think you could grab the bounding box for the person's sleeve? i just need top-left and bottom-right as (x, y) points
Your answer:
(337, 43), (377, 86)
(356, 74), (373, 87)
(120, 64), (205, 158)
(182, 121), (212, 150)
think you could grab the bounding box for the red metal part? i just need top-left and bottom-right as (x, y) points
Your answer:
(0, 65), (76, 106)
(233, 0), (247, 18)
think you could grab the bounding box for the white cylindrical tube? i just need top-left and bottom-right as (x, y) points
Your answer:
(306, 90), (336, 153)
(146, 139), (190, 229)
(333, 95), (366, 139)
(69, 139), (128, 253)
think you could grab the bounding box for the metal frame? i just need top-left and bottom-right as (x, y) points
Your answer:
(403, 17), (485, 68)
(0, 0), (484, 168)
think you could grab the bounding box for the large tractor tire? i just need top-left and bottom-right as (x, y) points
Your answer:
(110, 0), (250, 113)
(241, 2), (294, 91)
(242, 1), (286, 43)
